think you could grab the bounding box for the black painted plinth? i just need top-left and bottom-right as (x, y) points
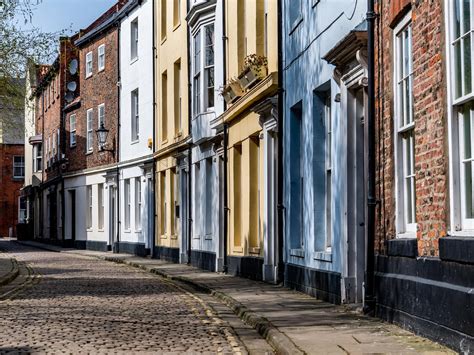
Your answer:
(227, 256), (264, 281)
(154, 246), (180, 263)
(284, 263), (342, 304)
(191, 250), (216, 272)
(439, 236), (474, 264)
(113, 242), (146, 257)
(375, 255), (474, 353)
(387, 238), (418, 258)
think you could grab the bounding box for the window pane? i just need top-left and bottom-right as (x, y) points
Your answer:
(206, 68), (214, 108)
(463, 36), (472, 94)
(463, 0), (471, 34)
(454, 0), (461, 38)
(464, 106), (472, 159)
(194, 32), (200, 75)
(205, 25), (214, 66)
(465, 161), (473, 218)
(454, 42), (463, 98)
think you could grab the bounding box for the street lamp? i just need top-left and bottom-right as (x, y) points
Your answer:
(96, 122), (109, 150)
(96, 123), (115, 156)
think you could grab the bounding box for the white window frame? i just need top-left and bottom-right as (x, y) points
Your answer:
(98, 103), (105, 128)
(86, 108), (93, 153)
(192, 23), (215, 118)
(124, 179), (131, 230)
(458, 105), (474, 230)
(86, 185), (93, 229)
(98, 44), (105, 72)
(34, 144), (42, 172)
(450, 0), (474, 105)
(131, 89), (139, 141)
(446, 0), (474, 233)
(13, 156), (25, 179)
(135, 177), (142, 231)
(131, 18), (139, 62)
(98, 183), (104, 230)
(393, 12), (417, 237)
(70, 114), (76, 147)
(324, 94), (332, 250)
(86, 51), (93, 78)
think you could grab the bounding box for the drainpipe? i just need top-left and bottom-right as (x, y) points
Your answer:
(276, 0), (284, 283)
(115, 20), (121, 254)
(187, 146), (192, 264)
(364, 0), (376, 315)
(152, 0), (156, 258)
(223, 123), (229, 273)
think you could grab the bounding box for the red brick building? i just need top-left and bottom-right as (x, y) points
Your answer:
(375, 0), (473, 351)
(0, 79), (25, 238)
(33, 37), (80, 241)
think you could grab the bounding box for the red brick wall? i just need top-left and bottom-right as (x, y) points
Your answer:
(65, 27), (119, 172)
(0, 144), (24, 238)
(375, 0), (449, 256)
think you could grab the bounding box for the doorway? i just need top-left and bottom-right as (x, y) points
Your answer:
(347, 87), (367, 303)
(147, 176), (154, 253)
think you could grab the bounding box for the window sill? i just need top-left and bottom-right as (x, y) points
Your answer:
(97, 228), (104, 232)
(171, 234), (178, 240)
(134, 229), (142, 233)
(12, 177), (24, 181)
(130, 57), (138, 65)
(160, 36), (167, 45)
(173, 23), (181, 32)
(161, 139), (168, 145)
(249, 247), (260, 254)
(85, 151), (93, 156)
(396, 231), (417, 239)
(233, 246), (243, 253)
(70, 144), (76, 149)
(85, 74), (92, 79)
(98, 67), (105, 73)
(86, 228), (93, 232)
(123, 229), (131, 233)
(204, 234), (213, 240)
(313, 251), (332, 262)
(452, 92), (474, 106)
(290, 248), (305, 258)
(131, 139), (140, 145)
(160, 234), (168, 239)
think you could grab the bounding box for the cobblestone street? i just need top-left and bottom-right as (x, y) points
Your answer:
(0, 242), (269, 354)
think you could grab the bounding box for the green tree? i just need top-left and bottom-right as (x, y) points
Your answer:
(0, 0), (62, 132)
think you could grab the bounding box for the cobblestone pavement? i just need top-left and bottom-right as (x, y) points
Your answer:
(0, 241), (271, 354)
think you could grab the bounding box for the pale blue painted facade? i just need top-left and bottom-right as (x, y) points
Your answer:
(283, 0), (368, 304)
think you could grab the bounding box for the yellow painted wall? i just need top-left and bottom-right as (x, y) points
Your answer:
(154, 0), (188, 250)
(224, 0), (277, 257)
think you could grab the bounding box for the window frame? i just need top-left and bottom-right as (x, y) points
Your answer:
(124, 179), (131, 230)
(86, 185), (93, 230)
(192, 22), (215, 118)
(450, 0), (474, 105)
(86, 108), (94, 153)
(393, 12), (417, 237)
(86, 51), (93, 78)
(324, 93), (332, 250)
(34, 144), (42, 172)
(98, 183), (104, 230)
(135, 177), (142, 231)
(70, 114), (76, 147)
(13, 156), (25, 179)
(98, 44), (105, 72)
(131, 89), (139, 142)
(130, 18), (139, 62)
(98, 103), (105, 128)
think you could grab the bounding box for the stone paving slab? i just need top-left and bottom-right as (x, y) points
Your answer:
(17, 240), (455, 354)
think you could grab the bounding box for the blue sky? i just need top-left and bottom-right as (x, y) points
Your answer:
(23, 0), (117, 34)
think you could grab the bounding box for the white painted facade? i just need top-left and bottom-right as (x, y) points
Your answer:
(188, 0), (226, 271)
(118, 0), (154, 251)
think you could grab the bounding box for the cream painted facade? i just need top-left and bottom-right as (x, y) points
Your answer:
(154, 0), (190, 262)
(211, 0), (279, 282)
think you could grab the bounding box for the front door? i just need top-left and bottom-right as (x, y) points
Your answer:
(347, 87), (367, 303)
(147, 176), (154, 253)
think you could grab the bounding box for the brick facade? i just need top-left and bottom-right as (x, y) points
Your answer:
(0, 144), (24, 238)
(65, 26), (119, 171)
(375, 0), (448, 257)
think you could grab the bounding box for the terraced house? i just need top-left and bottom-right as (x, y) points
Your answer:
(187, 0), (225, 272)
(62, 1), (125, 251)
(154, 0), (190, 262)
(210, 0), (280, 282)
